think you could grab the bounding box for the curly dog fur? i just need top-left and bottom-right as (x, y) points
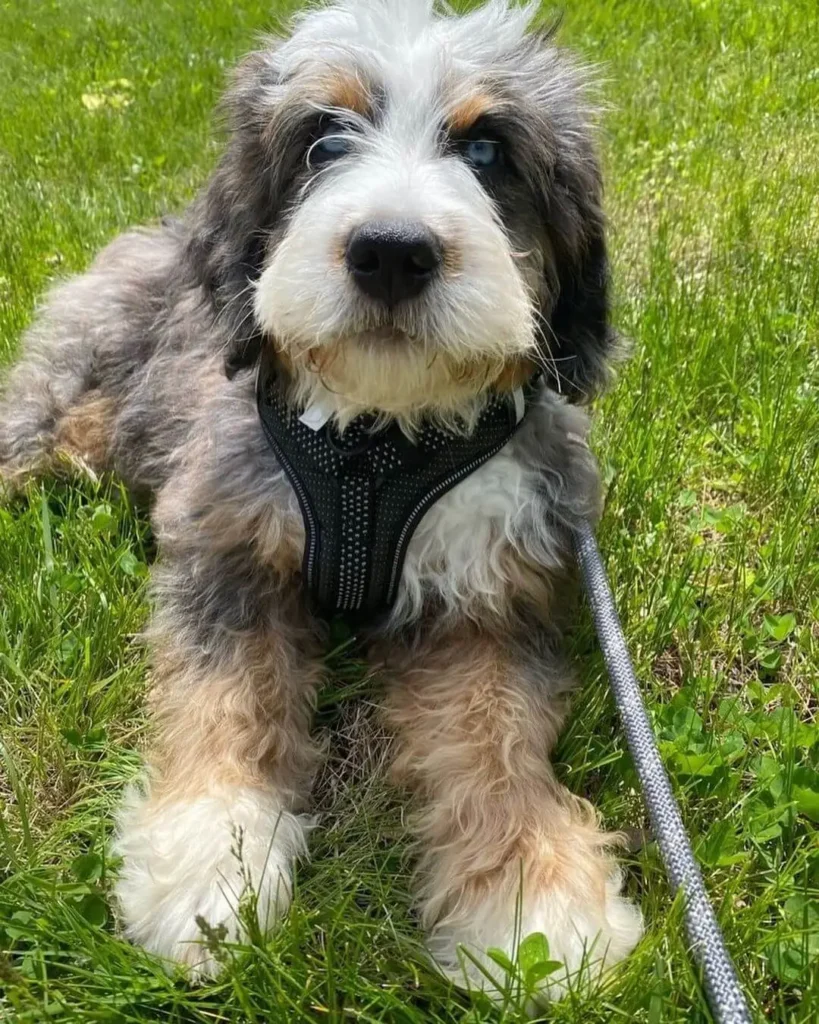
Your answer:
(0, 0), (641, 1003)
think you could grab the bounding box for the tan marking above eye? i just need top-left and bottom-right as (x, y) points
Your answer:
(448, 92), (496, 135)
(322, 71), (372, 117)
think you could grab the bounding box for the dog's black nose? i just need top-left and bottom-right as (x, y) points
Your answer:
(346, 221), (442, 306)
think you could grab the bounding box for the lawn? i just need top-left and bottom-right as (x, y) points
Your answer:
(0, 0), (817, 1021)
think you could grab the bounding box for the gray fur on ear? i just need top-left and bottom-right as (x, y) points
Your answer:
(531, 83), (618, 404)
(475, 29), (618, 404)
(542, 220), (618, 403)
(182, 49), (312, 378)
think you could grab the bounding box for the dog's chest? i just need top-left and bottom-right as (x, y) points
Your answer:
(268, 397), (593, 625)
(275, 444), (537, 620)
(389, 446), (537, 621)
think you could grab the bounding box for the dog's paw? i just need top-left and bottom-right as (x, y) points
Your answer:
(113, 786), (310, 979)
(428, 867), (642, 1008)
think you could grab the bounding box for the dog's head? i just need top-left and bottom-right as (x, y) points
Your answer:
(189, 0), (616, 427)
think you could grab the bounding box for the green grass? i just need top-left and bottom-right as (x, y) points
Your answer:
(1, 0), (817, 1020)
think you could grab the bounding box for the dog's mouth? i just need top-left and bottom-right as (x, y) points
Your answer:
(353, 326), (421, 348)
(275, 324), (420, 364)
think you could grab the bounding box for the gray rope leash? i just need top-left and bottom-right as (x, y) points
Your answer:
(574, 520), (753, 1024)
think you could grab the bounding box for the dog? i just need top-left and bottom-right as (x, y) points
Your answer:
(0, 0), (642, 1003)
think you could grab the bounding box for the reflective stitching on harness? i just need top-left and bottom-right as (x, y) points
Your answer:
(256, 356), (540, 621)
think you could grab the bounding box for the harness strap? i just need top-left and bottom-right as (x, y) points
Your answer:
(257, 356), (539, 621)
(574, 520), (752, 1024)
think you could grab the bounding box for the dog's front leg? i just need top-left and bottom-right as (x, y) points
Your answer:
(114, 553), (324, 978)
(383, 624), (642, 1003)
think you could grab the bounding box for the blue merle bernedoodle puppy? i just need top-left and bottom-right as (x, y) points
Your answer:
(0, 0), (642, 1004)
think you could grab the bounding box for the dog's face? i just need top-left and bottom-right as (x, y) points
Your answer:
(191, 0), (615, 423)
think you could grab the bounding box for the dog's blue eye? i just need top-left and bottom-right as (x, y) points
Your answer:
(311, 131), (353, 165)
(464, 138), (502, 169)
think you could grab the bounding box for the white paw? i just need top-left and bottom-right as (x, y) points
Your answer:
(429, 869), (643, 1006)
(113, 786), (311, 978)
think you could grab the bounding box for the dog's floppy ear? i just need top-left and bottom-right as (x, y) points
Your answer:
(223, 332), (264, 380)
(535, 140), (619, 403)
(517, 33), (619, 404)
(183, 48), (298, 379)
(541, 200), (617, 403)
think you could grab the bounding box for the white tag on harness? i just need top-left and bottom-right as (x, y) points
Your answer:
(299, 399), (334, 431)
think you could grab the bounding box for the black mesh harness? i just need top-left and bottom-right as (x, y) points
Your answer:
(257, 356), (539, 621)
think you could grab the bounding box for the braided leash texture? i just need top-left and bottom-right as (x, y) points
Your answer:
(574, 520), (753, 1024)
